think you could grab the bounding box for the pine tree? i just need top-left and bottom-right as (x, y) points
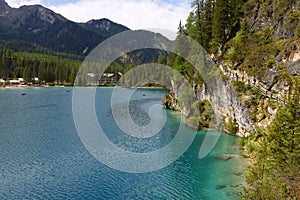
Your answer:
(193, 0), (205, 44)
(178, 20), (184, 34)
(22, 66), (31, 82)
(185, 12), (199, 41)
(212, 0), (228, 49)
(243, 88), (300, 199)
(202, 0), (214, 50)
(174, 55), (184, 74)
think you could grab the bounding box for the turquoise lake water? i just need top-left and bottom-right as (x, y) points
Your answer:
(0, 88), (245, 199)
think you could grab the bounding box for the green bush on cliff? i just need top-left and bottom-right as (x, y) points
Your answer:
(186, 100), (213, 129)
(224, 117), (239, 134)
(242, 93), (300, 199)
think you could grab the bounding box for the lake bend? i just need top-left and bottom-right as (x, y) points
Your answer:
(0, 88), (245, 199)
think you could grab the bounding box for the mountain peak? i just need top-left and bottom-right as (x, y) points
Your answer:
(0, 0), (10, 11)
(83, 18), (129, 37)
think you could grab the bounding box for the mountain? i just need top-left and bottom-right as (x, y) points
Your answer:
(80, 19), (129, 38)
(0, 0), (129, 55)
(0, 0), (9, 11)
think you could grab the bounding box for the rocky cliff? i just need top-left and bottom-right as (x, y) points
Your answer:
(163, 0), (300, 137)
(223, 0), (300, 132)
(197, 81), (254, 137)
(163, 71), (254, 137)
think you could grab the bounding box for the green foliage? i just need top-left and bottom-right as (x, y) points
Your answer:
(183, 0), (244, 52)
(186, 100), (213, 129)
(225, 23), (247, 67)
(202, 0), (213, 49)
(174, 55), (184, 74)
(0, 46), (80, 84)
(170, 53), (203, 86)
(275, 0), (298, 21)
(225, 29), (280, 79)
(158, 55), (167, 65)
(222, 0), (300, 81)
(212, 0), (227, 47)
(0, 40), (84, 60)
(224, 117), (239, 134)
(211, 0), (244, 50)
(185, 12), (199, 41)
(242, 92), (300, 199)
(232, 80), (252, 98)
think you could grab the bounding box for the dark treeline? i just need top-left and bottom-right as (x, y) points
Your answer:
(0, 43), (171, 85)
(0, 46), (81, 84)
(0, 40), (84, 60)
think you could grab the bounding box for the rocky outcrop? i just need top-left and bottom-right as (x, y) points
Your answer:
(245, 1), (299, 40)
(161, 93), (180, 111)
(163, 56), (294, 136)
(164, 67), (255, 137)
(284, 50), (300, 76)
(195, 79), (254, 137)
(219, 62), (289, 104)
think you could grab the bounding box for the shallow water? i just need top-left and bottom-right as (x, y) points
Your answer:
(0, 88), (245, 199)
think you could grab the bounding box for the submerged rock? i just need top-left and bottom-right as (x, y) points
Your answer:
(230, 184), (241, 188)
(213, 154), (234, 161)
(233, 171), (243, 176)
(216, 184), (227, 190)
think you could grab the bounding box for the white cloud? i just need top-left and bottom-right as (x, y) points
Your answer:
(48, 0), (192, 32)
(5, 0), (42, 8)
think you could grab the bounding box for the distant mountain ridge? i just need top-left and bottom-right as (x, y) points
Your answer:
(0, 0), (129, 55)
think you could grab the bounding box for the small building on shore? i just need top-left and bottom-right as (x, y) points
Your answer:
(18, 78), (25, 85)
(76, 72), (123, 86)
(0, 79), (5, 86)
(98, 72), (122, 86)
(10, 79), (20, 85)
(9, 78), (25, 85)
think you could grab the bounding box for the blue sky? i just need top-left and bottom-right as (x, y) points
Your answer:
(5, 0), (193, 32)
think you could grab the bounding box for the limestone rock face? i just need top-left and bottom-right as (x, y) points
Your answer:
(195, 80), (254, 137)
(245, 1), (299, 40)
(164, 77), (254, 137)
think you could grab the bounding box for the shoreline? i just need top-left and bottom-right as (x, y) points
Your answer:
(0, 85), (66, 89)
(0, 85), (167, 89)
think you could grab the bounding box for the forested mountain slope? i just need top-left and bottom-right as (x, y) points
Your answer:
(169, 0), (300, 132)
(0, 0), (129, 55)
